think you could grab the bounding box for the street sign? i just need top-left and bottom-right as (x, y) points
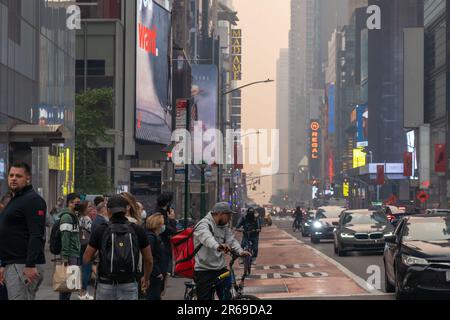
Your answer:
(417, 191), (430, 204)
(175, 169), (186, 175)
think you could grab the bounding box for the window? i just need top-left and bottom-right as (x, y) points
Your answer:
(7, 0), (21, 44)
(76, 60), (106, 76)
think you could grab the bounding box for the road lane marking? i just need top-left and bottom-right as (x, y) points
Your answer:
(281, 230), (390, 296)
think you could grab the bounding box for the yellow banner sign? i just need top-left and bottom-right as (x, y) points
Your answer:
(231, 29), (242, 81)
(353, 149), (366, 168)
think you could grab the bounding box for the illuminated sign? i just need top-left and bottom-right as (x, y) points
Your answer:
(231, 29), (242, 81)
(353, 148), (366, 168)
(356, 105), (368, 148)
(310, 121), (321, 161)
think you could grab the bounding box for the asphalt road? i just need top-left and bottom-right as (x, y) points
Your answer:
(274, 218), (395, 300)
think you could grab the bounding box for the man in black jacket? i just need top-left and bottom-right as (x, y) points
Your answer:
(0, 162), (47, 300)
(151, 193), (177, 282)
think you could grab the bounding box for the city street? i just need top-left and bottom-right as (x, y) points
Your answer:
(273, 217), (395, 300)
(3, 0), (450, 303)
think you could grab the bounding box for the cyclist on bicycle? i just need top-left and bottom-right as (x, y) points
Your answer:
(193, 202), (251, 301)
(236, 207), (261, 265)
(293, 206), (303, 231)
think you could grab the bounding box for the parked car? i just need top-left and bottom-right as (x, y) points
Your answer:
(426, 209), (450, 215)
(310, 206), (346, 244)
(384, 214), (450, 299)
(333, 210), (394, 257)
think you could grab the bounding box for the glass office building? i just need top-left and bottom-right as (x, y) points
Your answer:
(0, 0), (76, 207)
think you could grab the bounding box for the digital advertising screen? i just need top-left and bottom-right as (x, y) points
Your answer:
(136, 0), (171, 144)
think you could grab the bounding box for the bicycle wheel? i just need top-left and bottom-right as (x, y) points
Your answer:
(184, 289), (197, 300)
(235, 295), (260, 300)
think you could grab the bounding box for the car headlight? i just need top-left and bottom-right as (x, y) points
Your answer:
(305, 223), (310, 227)
(313, 221), (323, 229)
(402, 254), (429, 266)
(384, 232), (394, 237)
(340, 233), (355, 238)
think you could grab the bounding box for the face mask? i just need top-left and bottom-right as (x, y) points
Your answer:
(141, 210), (147, 220)
(160, 225), (166, 234)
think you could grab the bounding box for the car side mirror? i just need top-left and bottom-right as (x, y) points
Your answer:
(332, 221), (339, 226)
(385, 235), (396, 243)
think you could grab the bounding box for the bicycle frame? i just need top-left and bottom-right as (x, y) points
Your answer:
(184, 251), (251, 300)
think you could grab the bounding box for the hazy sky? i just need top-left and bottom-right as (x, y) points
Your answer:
(233, 0), (290, 204)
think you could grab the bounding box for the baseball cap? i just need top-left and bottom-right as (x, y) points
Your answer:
(213, 202), (233, 214)
(107, 194), (128, 215)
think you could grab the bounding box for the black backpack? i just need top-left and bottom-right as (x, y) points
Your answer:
(99, 222), (140, 281)
(49, 212), (78, 255)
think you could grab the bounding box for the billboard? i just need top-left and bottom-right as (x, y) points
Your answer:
(361, 29), (368, 82)
(191, 65), (218, 132)
(136, 0), (171, 144)
(190, 65), (218, 180)
(435, 144), (447, 173)
(327, 84), (335, 134)
(356, 104), (368, 147)
(353, 148), (366, 168)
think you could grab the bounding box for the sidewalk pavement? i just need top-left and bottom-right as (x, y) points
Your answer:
(35, 224), (372, 300)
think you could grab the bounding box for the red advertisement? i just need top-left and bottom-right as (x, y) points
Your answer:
(435, 144), (447, 173)
(404, 152), (413, 177)
(376, 165), (385, 185)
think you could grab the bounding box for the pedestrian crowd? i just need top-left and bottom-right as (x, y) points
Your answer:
(0, 162), (264, 301)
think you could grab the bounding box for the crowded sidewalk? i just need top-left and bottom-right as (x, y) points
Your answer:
(35, 224), (370, 300)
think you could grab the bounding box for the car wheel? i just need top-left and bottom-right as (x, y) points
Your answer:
(384, 262), (395, 293)
(395, 269), (409, 300)
(337, 244), (346, 257)
(311, 235), (320, 244)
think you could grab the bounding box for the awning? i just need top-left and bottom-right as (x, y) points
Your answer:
(0, 124), (71, 146)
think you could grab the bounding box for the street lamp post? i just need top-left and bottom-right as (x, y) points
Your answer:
(184, 100), (191, 230)
(222, 79), (274, 96)
(200, 162), (207, 218)
(219, 79), (274, 210)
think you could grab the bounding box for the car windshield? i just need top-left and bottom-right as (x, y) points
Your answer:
(403, 219), (450, 241)
(316, 209), (342, 219)
(387, 206), (405, 215)
(343, 212), (388, 226)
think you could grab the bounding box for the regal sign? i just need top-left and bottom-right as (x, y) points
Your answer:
(310, 121), (321, 161)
